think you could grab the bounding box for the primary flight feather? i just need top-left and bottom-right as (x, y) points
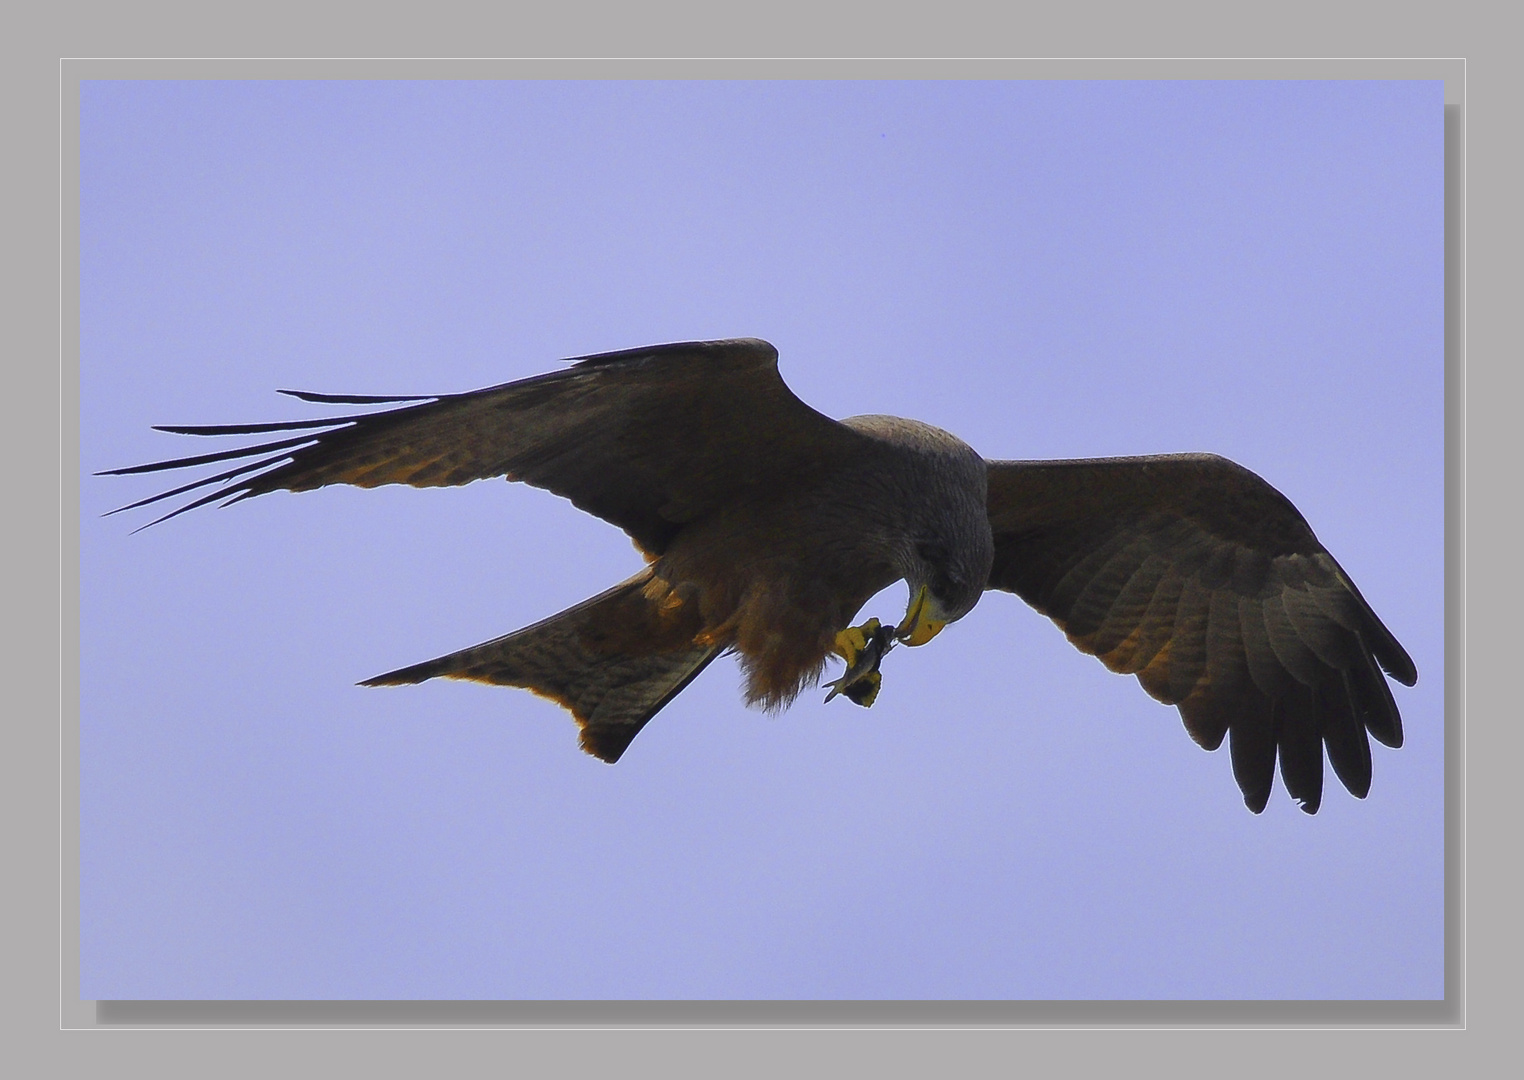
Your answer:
(103, 338), (1416, 814)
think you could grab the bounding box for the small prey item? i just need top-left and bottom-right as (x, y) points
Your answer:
(824, 619), (900, 707)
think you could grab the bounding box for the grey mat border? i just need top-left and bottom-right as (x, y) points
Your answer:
(64, 56), (1463, 84)
(94, 999), (1452, 1028)
(62, 56), (1465, 1030)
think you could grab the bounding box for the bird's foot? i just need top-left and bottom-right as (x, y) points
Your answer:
(825, 618), (897, 707)
(833, 617), (881, 667)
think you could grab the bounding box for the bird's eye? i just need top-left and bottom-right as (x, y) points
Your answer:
(916, 541), (959, 598)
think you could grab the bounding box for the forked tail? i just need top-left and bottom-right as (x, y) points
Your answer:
(362, 570), (722, 763)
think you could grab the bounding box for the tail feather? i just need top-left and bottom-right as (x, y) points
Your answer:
(362, 571), (722, 762)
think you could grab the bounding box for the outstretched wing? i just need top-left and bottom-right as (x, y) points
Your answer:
(101, 338), (866, 554)
(984, 453), (1416, 814)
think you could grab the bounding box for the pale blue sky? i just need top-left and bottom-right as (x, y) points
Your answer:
(81, 80), (1443, 998)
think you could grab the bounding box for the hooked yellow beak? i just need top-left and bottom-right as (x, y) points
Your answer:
(896, 584), (946, 647)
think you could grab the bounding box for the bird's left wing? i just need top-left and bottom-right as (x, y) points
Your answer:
(101, 338), (867, 555)
(983, 453), (1416, 814)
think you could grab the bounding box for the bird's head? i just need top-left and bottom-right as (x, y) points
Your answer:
(897, 529), (991, 646)
(839, 412), (995, 648)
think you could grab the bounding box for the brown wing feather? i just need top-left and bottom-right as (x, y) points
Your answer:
(984, 453), (1415, 814)
(101, 338), (868, 555)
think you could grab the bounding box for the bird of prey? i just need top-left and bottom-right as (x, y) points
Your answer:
(103, 338), (1416, 814)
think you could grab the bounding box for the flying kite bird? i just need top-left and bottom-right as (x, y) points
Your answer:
(103, 338), (1416, 814)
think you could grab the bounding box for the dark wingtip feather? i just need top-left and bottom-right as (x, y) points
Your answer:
(1276, 709), (1324, 815)
(359, 656), (451, 686)
(1347, 655), (1404, 751)
(278, 389), (435, 404)
(1328, 553), (1417, 687)
(1229, 721), (1276, 814)
(128, 486), (251, 532)
(1367, 605), (1418, 688)
(102, 450), (302, 520)
(98, 433), (320, 478)
(153, 417), (357, 436)
(1378, 640), (1419, 688)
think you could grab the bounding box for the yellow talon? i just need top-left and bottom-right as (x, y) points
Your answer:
(833, 617), (881, 665)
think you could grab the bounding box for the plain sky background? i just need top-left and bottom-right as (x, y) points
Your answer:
(80, 80), (1443, 999)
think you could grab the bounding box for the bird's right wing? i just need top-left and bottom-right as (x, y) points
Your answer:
(101, 338), (868, 555)
(983, 453), (1416, 814)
